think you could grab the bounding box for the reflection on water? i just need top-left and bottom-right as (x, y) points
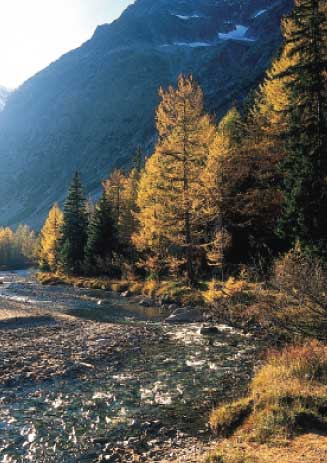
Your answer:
(0, 269), (166, 323)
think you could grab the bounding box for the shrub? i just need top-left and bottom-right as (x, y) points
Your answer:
(273, 246), (327, 341)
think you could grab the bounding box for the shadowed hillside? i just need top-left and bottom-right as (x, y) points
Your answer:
(0, 0), (291, 227)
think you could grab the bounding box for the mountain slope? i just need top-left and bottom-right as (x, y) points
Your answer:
(0, 86), (11, 111)
(0, 0), (292, 227)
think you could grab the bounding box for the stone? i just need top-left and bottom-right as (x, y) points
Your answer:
(139, 299), (154, 307)
(199, 325), (220, 336)
(167, 303), (178, 311)
(121, 290), (132, 298)
(165, 308), (203, 323)
(93, 436), (111, 446)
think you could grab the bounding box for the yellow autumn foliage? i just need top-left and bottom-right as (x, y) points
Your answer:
(39, 203), (63, 272)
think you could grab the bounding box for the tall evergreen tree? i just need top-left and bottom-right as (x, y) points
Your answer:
(277, 0), (327, 255)
(103, 169), (127, 243)
(85, 193), (117, 275)
(60, 172), (88, 275)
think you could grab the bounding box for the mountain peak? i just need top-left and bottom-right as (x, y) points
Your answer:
(0, 0), (292, 227)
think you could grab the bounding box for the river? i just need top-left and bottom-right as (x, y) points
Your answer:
(0, 270), (259, 462)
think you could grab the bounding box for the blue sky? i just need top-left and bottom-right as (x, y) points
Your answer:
(0, 0), (133, 89)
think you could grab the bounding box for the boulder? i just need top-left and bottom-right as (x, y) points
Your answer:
(120, 290), (132, 298)
(139, 299), (154, 307)
(165, 307), (203, 323)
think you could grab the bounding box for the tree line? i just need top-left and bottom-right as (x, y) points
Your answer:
(0, 225), (38, 269)
(39, 0), (327, 285)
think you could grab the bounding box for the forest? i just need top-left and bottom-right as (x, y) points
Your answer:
(38, 0), (326, 290)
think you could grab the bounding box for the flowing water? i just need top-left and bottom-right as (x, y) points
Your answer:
(0, 271), (258, 462)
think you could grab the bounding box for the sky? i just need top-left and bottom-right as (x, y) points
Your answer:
(0, 0), (133, 89)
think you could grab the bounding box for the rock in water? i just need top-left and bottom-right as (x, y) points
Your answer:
(121, 290), (132, 298)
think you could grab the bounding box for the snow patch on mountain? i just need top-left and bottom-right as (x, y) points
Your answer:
(173, 41), (212, 47)
(173, 14), (202, 20)
(219, 25), (255, 42)
(0, 86), (11, 111)
(161, 41), (212, 48)
(253, 9), (267, 18)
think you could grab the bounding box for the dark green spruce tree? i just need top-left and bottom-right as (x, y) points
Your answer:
(85, 192), (117, 275)
(60, 172), (88, 274)
(277, 0), (327, 256)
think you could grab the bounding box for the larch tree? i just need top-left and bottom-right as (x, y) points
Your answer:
(103, 168), (140, 251)
(120, 167), (141, 248)
(39, 203), (63, 272)
(277, 0), (327, 256)
(132, 152), (168, 278)
(60, 172), (88, 275)
(238, 20), (301, 262)
(134, 75), (214, 284)
(200, 107), (242, 272)
(0, 227), (15, 266)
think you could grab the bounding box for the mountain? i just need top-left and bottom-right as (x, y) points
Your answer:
(0, 85), (11, 111)
(0, 0), (292, 227)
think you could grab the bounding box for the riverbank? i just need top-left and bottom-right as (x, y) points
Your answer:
(36, 272), (283, 340)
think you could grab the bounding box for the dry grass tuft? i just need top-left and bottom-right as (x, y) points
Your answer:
(210, 341), (327, 443)
(210, 398), (253, 437)
(205, 434), (327, 463)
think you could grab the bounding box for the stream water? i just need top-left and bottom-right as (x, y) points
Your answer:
(0, 271), (258, 462)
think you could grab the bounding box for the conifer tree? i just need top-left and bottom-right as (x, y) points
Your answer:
(132, 151), (168, 277)
(200, 108), (242, 270)
(277, 0), (327, 255)
(60, 172), (88, 275)
(103, 169), (127, 242)
(103, 168), (140, 250)
(120, 168), (140, 247)
(85, 192), (117, 275)
(39, 203), (63, 272)
(134, 75), (214, 284)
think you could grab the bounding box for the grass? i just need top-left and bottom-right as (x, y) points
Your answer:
(210, 398), (253, 437)
(209, 341), (327, 442)
(205, 341), (327, 463)
(36, 272), (205, 305)
(204, 434), (327, 463)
